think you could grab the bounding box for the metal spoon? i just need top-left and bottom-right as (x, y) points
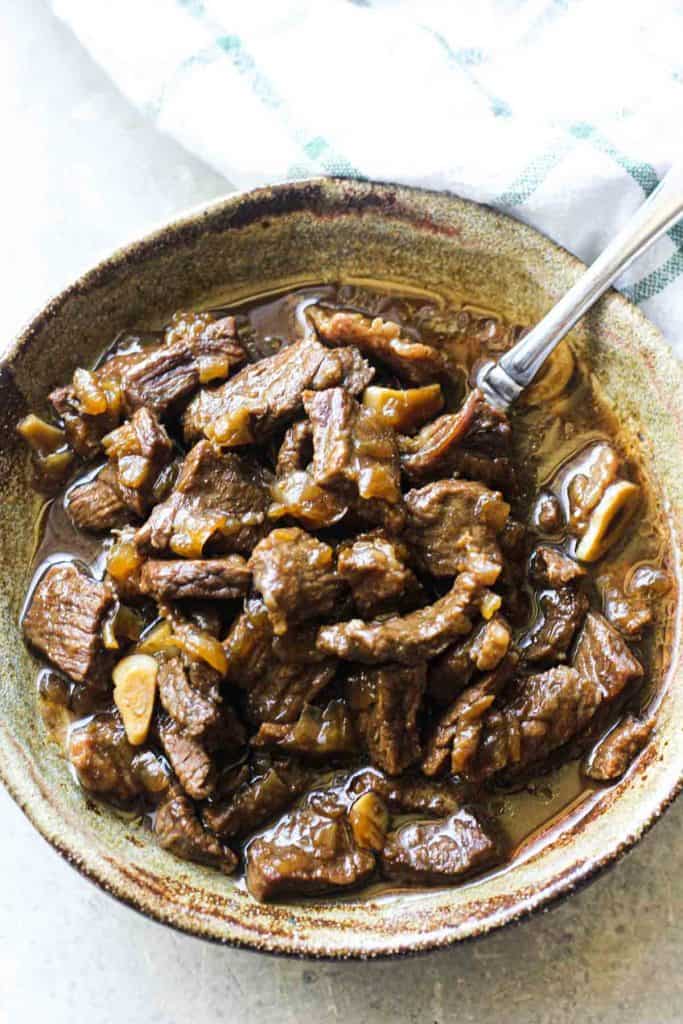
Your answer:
(476, 162), (683, 409)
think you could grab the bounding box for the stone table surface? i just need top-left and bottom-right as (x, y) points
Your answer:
(1, 4), (682, 1023)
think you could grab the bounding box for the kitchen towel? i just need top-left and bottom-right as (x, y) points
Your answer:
(52, 0), (683, 350)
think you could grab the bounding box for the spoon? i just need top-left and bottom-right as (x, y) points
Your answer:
(476, 163), (683, 409)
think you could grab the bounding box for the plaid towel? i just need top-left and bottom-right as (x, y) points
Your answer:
(53, 0), (683, 354)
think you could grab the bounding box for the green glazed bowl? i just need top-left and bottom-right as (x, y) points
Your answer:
(1, 178), (682, 958)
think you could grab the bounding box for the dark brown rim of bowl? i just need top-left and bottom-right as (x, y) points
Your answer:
(1, 176), (682, 959)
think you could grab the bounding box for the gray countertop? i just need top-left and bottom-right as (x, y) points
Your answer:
(2, 4), (682, 1022)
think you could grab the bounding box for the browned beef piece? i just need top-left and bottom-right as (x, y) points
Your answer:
(50, 383), (120, 459)
(347, 664), (426, 774)
(308, 307), (447, 384)
(183, 336), (373, 446)
(530, 545), (585, 587)
(66, 464), (131, 532)
(23, 562), (115, 686)
(248, 528), (344, 635)
(140, 556), (250, 601)
(157, 655), (222, 738)
(337, 532), (420, 618)
(348, 768), (468, 817)
(101, 407), (174, 517)
(158, 717), (217, 800)
(245, 660), (337, 725)
(245, 789), (375, 901)
(427, 617), (512, 706)
(573, 611), (644, 700)
(317, 570), (483, 665)
(584, 715), (654, 781)
(68, 713), (146, 802)
(303, 388), (404, 532)
(597, 565), (668, 638)
(155, 785), (237, 873)
(223, 596), (274, 687)
(522, 588), (589, 664)
(251, 701), (358, 758)
(135, 440), (271, 556)
(405, 479), (509, 580)
(398, 389), (511, 484)
(270, 420), (349, 529)
(381, 809), (501, 884)
(202, 760), (310, 839)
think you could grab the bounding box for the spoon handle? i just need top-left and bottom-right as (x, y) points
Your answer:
(477, 162), (683, 408)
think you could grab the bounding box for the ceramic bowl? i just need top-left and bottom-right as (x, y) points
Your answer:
(1, 178), (682, 958)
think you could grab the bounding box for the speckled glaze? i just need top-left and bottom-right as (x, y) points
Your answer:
(1, 178), (682, 959)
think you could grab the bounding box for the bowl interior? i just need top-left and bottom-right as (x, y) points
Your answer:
(1, 178), (682, 957)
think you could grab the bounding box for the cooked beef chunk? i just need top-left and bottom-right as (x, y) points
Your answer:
(530, 545), (585, 588)
(348, 664), (425, 774)
(348, 768), (468, 817)
(245, 660), (337, 725)
(317, 570), (484, 665)
(248, 528), (344, 635)
(183, 336), (374, 446)
(157, 655), (222, 738)
(245, 789), (375, 901)
(470, 616), (513, 671)
(202, 760), (310, 839)
(270, 420), (348, 529)
(381, 809), (501, 884)
(533, 491), (564, 534)
(49, 382), (120, 459)
(573, 611), (644, 700)
(140, 556), (250, 601)
(427, 617), (512, 706)
(135, 440), (271, 557)
(101, 407), (174, 517)
(597, 565), (669, 637)
(337, 532), (421, 618)
(158, 717), (217, 800)
(399, 389), (511, 484)
(584, 715), (655, 781)
(224, 596), (274, 687)
(304, 387), (404, 532)
(155, 784), (237, 873)
(251, 701), (358, 758)
(309, 307), (447, 384)
(68, 713), (149, 802)
(66, 465), (131, 532)
(405, 479), (509, 579)
(522, 587), (589, 664)
(23, 563), (115, 686)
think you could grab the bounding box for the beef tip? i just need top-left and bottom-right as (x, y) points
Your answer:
(533, 491), (564, 534)
(155, 784), (237, 874)
(158, 716), (217, 799)
(245, 660), (337, 725)
(139, 556), (250, 601)
(348, 768), (468, 817)
(530, 546), (585, 588)
(584, 715), (655, 781)
(270, 421), (348, 529)
(183, 336), (374, 446)
(49, 382), (120, 459)
(66, 464), (131, 532)
(304, 388), (404, 532)
(573, 611), (644, 701)
(469, 615), (512, 671)
(157, 654), (222, 738)
(68, 712), (147, 803)
(101, 408), (174, 517)
(398, 389), (511, 484)
(381, 808), (501, 884)
(23, 562), (115, 686)
(308, 306), (447, 384)
(202, 760), (310, 839)
(337, 532), (421, 618)
(522, 587), (589, 664)
(248, 528), (344, 635)
(427, 616), (512, 706)
(597, 564), (669, 637)
(251, 701), (358, 758)
(347, 664), (425, 775)
(405, 479), (509, 579)
(135, 440), (271, 557)
(245, 789), (375, 901)
(317, 569), (485, 665)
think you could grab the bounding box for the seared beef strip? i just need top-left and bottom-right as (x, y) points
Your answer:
(522, 587), (589, 664)
(308, 306), (447, 384)
(135, 440), (271, 557)
(245, 789), (375, 901)
(347, 768), (468, 817)
(427, 616), (511, 706)
(251, 701), (358, 758)
(68, 713), (166, 803)
(337, 531), (421, 618)
(158, 716), (217, 800)
(244, 661), (337, 726)
(347, 664), (426, 775)
(140, 556), (250, 601)
(202, 760), (311, 839)
(584, 715), (654, 781)
(530, 545), (585, 587)
(157, 655), (222, 738)
(248, 528), (344, 635)
(155, 784), (238, 873)
(381, 809), (501, 884)
(66, 464), (131, 532)
(573, 611), (644, 700)
(101, 407), (174, 517)
(183, 336), (374, 446)
(23, 562), (115, 686)
(270, 420), (348, 529)
(304, 387), (404, 532)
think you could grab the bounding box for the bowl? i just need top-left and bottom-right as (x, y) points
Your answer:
(1, 178), (682, 958)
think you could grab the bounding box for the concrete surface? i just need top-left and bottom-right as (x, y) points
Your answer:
(1, 3), (682, 1022)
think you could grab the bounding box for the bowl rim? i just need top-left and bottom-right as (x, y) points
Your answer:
(2, 175), (682, 959)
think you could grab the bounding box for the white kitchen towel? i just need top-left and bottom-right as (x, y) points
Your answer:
(52, 0), (683, 352)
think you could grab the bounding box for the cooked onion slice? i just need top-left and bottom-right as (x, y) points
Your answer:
(362, 384), (443, 432)
(575, 480), (640, 562)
